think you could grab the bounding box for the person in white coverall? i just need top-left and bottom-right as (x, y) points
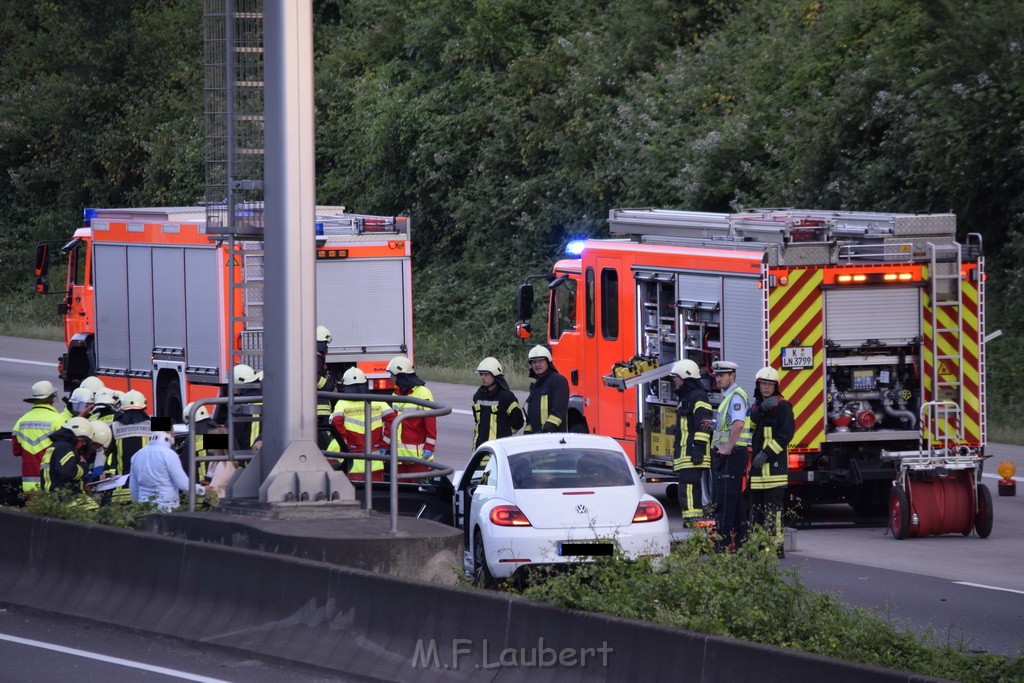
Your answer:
(129, 430), (203, 511)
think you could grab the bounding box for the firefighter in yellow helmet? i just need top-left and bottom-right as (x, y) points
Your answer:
(523, 346), (569, 434)
(12, 380), (66, 491)
(381, 356), (437, 461)
(748, 365), (793, 557)
(668, 359), (713, 523)
(472, 357), (524, 448)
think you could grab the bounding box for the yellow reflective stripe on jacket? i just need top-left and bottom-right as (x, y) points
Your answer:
(13, 405), (65, 453)
(750, 425), (787, 488)
(673, 399), (712, 470)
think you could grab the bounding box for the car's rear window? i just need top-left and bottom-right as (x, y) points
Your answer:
(508, 449), (634, 489)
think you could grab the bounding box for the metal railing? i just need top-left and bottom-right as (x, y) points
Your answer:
(183, 392), (453, 532)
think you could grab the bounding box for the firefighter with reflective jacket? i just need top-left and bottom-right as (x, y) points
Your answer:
(315, 325), (337, 449)
(669, 360), (713, 522)
(231, 364), (262, 450)
(12, 381), (67, 491)
(182, 402), (227, 483)
(709, 360), (753, 551)
(382, 356), (437, 461)
(41, 417), (109, 495)
(329, 368), (393, 477)
(748, 366), (793, 557)
(472, 357), (525, 447)
(524, 346), (569, 433)
(107, 390), (151, 502)
(88, 389), (120, 424)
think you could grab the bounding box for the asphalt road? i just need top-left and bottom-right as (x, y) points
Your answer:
(2, 336), (1023, 657)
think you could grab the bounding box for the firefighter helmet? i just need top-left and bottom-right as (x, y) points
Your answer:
(477, 357), (504, 376)
(254, 370), (264, 382)
(183, 402), (211, 423)
(25, 380), (56, 402)
(121, 389), (147, 410)
(233, 364), (257, 384)
(669, 359), (701, 379)
(755, 366), (781, 384)
(89, 421), (112, 448)
(342, 367), (367, 386)
(527, 346), (552, 362)
(93, 389), (120, 407)
(69, 387), (95, 404)
(386, 355), (414, 374)
(64, 417), (93, 441)
(316, 325), (333, 343)
(80, 376), (106, 392)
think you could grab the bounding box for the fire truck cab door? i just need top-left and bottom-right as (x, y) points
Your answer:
(590, 258), (631, 441)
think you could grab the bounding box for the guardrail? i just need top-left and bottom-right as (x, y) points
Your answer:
(183, 392), (453, 532)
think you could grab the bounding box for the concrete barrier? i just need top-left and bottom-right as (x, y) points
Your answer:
(0, 509), (940, 682)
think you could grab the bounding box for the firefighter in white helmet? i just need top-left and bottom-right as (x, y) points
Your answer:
(668, 359), (713, 523)
(40, 416), (104, 494)
(748, 365), (793, 558)
(328, 367), (393, 477)
(12, 380), (66, 491)
(231, 363), (262, 450)
(88, 389), (120, 424)
(382, 356), (437, 461)
(66, 387), (96, 418)
(523, 346), (569, 434)
(472, 357), (524, 448)
(108, 389), (151, 501)
(80, 376), (106, 393)
(182, 402), (229, 486)
(315, 325), (337, 448)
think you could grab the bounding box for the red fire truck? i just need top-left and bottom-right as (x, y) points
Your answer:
(516, 208), (987, 514)
(35, 206), (413, 421)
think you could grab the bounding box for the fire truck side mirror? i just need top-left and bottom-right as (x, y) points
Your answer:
(516, 283), (534, 321)
(34, 244), (50, 293)
(515, 322), (532, 340)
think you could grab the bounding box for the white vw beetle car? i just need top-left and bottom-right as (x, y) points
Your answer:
(453, 433), (671, 585)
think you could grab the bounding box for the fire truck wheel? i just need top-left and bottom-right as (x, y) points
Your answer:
(473, 529), (494, 588)
(162, 378), (183, 425)
(974, 484), (993, 539)
(889, 484), (910, 540)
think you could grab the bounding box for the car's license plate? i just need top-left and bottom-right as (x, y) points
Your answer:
(557, 542), (613, 557)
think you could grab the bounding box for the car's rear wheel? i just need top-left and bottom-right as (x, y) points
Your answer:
(472, 529), (494, 588)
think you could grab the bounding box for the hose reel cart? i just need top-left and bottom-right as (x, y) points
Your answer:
(882, 401), (993, 539)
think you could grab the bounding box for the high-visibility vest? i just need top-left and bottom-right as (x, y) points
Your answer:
(329, 398), (389, 472)
(13, 403), (66, 490)
(713, 384), (752, 449)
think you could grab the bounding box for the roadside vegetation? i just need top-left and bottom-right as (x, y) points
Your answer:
(513, 529), (1024, 682)
(21, 490), (158, 529)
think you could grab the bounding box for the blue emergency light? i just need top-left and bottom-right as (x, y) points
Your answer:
(565, 240), (586, 257)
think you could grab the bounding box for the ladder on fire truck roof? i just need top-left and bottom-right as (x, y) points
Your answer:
(927, 240), (964, 441)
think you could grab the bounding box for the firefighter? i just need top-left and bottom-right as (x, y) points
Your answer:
(328, 368), (393, 476)
(12, 380), (67, 492)
(472, 357), (524, 448)
(80, 376), (106, 393)
(182, 402), (228, 485)
(41, 416), (107, 495)
(748, 365), (793, 558)
(88, 389), (120, 424)
(382, 356), (437, 461)
(523, 346), (569, 434)
(315, 325), (337, 449)
(709, 360), (753, 551)
(231, 363), (262, 450)
(108, 390), (151, 502)
(66, 387), (96, 419)
(669, 359), (713, 523)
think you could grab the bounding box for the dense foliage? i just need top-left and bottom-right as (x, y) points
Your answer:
(1, 0), (1021, 417)
(517, 531), (1024, 680)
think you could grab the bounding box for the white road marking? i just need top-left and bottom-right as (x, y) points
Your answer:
(0, 357), (55, 368)
(0, 632), (232, 682)
(953, 582), (1024, 596)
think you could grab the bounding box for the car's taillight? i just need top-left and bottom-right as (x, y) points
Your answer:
(632, 500), (664, 523)
(490, 505), (532, 527)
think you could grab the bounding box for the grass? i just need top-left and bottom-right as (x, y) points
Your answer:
(513, 528), (1024, 681)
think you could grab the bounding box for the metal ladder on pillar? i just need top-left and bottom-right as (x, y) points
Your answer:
(927, 241), (964, 442)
